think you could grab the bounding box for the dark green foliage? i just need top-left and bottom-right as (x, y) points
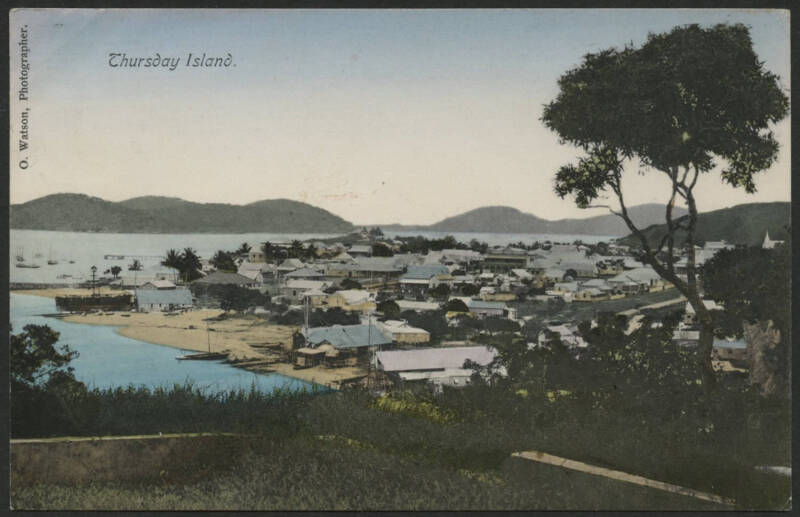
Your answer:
(398, 310), (450, 342)
(217, 285), (270, 312)
(340, 278), (362, 290)
(443, 298), (469, 313)
(469, 239), (488, 254)
(261, 241), (277, 261)
(13, 382), (321, 439)
(482, 316), (521, 335)
(460, 283), (480, 296)
(11, 325), (81, 391)
(377, 299), (400, 318)
(162, 248), (203, 282)
(274, 307), (359, 327)
(11, 325), (87, 438)
(235, 242), (251, 255)
(543, 24), (788, 188)
(287, 240), (304, 259)
(210, 250), (237, 272)
(702, 243), (790, 339)
(701, 243), (791, 397)
(397, 235), (467, 254)
(309, 307), (360, 327)
(429, 283), (451, 300)
(542, 24), (789, 381)
(371, 242), (393, 257)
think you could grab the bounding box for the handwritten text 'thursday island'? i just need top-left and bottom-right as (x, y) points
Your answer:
(108, 53), (235, 71)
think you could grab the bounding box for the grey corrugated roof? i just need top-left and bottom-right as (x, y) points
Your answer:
(306, 324), (392, 349)
(401, 264), (450, 280)
(135, 287), (193, 306)
(191, 271), (256, 285)
(466, 300), (506, 310)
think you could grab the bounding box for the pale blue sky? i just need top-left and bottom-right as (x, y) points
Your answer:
(9, 9), (791, 224)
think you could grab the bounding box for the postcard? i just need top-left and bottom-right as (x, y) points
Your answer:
(9, 8), (791, 511)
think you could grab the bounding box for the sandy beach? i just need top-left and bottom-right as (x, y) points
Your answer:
(62, 311), (369, 386)
(63, 310), (296, 360)
(16, 287), (370, 386)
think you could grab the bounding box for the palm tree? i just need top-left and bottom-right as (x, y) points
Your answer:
(305, 244), (317, 260)
(290, 240), (303, 259)
(236, 242), (252, 256)
(211, 250), (236, 272)
(162, 249), (182, 270)
(181, 247), (202, 282)
(261, 242), (274, 261)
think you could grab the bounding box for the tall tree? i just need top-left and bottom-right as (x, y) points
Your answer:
(289, 240), (304, 259)
(161, 249), (182, 271)
(701, 242), (791, 397)
(261, 241), (275, 261)
(210, 250), (237, 272)
(541, 24), (789, 386)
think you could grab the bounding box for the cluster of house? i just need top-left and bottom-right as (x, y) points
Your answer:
(101, 231), (781, 390)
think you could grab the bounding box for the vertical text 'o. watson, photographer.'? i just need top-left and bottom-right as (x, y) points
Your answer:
(18, 24), (30, 170)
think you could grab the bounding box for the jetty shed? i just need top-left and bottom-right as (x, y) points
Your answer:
(135, 287), (193, 311)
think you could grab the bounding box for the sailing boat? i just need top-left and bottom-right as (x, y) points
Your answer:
(15, 247), (24, 262)
(47, 246), (59, 265)
(15, 248), (41, 268)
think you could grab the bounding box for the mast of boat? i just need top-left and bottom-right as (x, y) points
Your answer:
(207, 321), (211, 353)
(303, 294), (310, 343)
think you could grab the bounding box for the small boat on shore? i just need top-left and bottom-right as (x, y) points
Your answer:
(175, 350), (230, 361)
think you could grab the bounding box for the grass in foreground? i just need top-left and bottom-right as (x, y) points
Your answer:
(11, 435), (726, 511)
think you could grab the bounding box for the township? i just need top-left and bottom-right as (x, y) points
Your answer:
(45, 228), (783, 391)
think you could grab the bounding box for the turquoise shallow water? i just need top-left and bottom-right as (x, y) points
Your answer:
(10, 293), (319, 394)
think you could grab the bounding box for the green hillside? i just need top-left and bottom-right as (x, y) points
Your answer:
(10, 194), (355, 234)
(617, 202), (790, 248)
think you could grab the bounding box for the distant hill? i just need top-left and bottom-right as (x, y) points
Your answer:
(418, 203), (687, 236)
(10, 194), (355, 234)
(618, 202), (791, 248)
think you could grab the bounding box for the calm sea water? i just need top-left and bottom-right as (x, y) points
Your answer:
(9, 230), (344, 284)
(10, 293), (319, 394)
(10, 229), (616, 284)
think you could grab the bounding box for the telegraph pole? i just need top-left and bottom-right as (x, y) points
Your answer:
(90, 265), (97, 297)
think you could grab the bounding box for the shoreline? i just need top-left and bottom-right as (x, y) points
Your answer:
(59, 312), (367, 388)
(13, 286), (369, 387)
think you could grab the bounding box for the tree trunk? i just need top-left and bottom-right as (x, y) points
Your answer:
(688, 293), (717, 390)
